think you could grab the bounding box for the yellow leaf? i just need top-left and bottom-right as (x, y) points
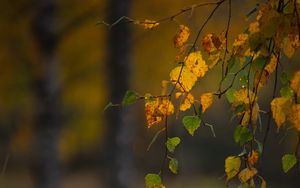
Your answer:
(249, 21), (260, 34)
(225, 156), (241, 181)
(282, 34), (300, 58)
(264, 54), (277, 74)
(200, 93), (213, 112)
(261, 179), (267, 188)
(175, 92), (182, 99)
(202, 33), (215, 53)
(234, 89), (257, 106)
(290, 70), (300, 98)
(180, 93), (194, 111)
(238, 168), (257, 183)
(184, 51), (208, 78)
(145, 99), (174, 128)
(208, 51), (221, 69)
(233, 34), (248, 47)
(174, 25), (190, 48)
(251, 103), (260, 125)
(169, 66), (197, 92)
(288, 104), (300, 132)
(271, 97), (292, 129)
(254, 69), (269, 90)
(138, 19), (159, 29)
(248, 150), (259, 166)
(241, 111), (250, 126)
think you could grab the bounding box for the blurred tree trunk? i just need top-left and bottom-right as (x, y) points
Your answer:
(104, 0), (136, 187)
(31, 0), (61, 188)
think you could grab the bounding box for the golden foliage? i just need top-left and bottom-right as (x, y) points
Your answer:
(290, 70), (300, 98)
(139, 19), (159, 29)
(251, 103), (260, 125)
(234, 89), (257, 106)
(238, 168), (257, 183)
(202, 33), (225, 53)
(288, 104), (300, 132)
(200, 92), (213, 112)
(174, 25), (190, 49)
(249, 21), (260, 34)
(202, 33), (225, 68)
(179, 93), (194, 111)
(145, 99), (174, 128)
(184, 51), (208, 78)
(254, 69), (269, 90)
(271, 97), (292, 129)
(233, 34), (249, 48)
(248, 150), (259, 166)
(264, 54), (277, 74)
(282, 34), (300, 58)
(225, 156), (241, 181)
(169, 66), (197, 92)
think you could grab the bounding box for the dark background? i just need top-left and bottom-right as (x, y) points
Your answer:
(0, 0), (299, 187)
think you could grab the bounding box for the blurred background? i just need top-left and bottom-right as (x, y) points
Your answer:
(0, 0), (299, 187)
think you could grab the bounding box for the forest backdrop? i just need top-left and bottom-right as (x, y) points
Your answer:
(0, 0), (299, 187)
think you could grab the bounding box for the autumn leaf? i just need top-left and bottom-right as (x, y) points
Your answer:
(179, 93), (194, 111)
(282, 34), (300, 58)
(182, 116), (201, 136)
(287, 104), (300, 132)
(225, 156), (241, 181)
(174, 25), (190, 48)
(200, 92), (213, 112)
(270, 97), (292, 129)
(248, 150), (259, 166)
(169, 66), (197, 92)
(234, 89), (257, 106)
(238, 167), (257, 183)
(232, 33), (249, 55)
(145, 99), (174, 128)
(264, 54), (277, 74)
(254, 69), (269, 90)
(138, 19), (159, 29)
(184, 51), (208, 78)
(248, 21), (260, 34)
(282, 154), (297, 173)
(202, 33), (215, 53)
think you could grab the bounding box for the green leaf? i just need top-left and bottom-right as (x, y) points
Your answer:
(234, 125), (253, 145)
(254, 139), (263, 155)
(122, 90), (139, 105)
(145, 173), (162, 188)
(252, 55), (268, 70)
(225, 88), (236, 103)
(182, 116), (201, 136)
(227, 57), (238, 72)
(234, 104), (245, 115)
(282, 154), (297, 173)
(239, 75), (249, 88)
(280, 71), (291, 85)
(168, 157), (178, 174)
(249, 33), (264, 52)
(166, 137), (181, 153)
(280, 86), (294, 97)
